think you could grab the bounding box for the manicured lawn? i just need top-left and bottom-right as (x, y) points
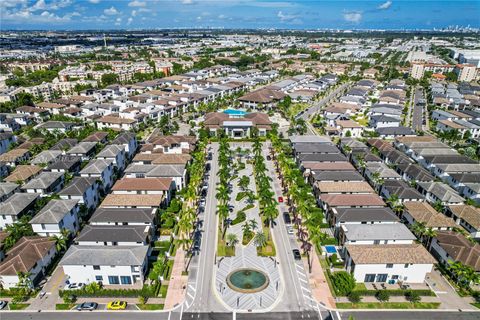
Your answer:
(159, 284), (168, 298)
(336, 302), (441, 309)
(217, 232), (235, 257)
(242, 231), (254, 245)
(353, 283), (367, 291)
(471, 303), (480, 309)
(257, 226), (276, 257)
(154, 241), (171, 256)
(137, 304), (164, 310)
(56, 303), (75, 310)
(164, 259), (174, 280)
(9, 303), (29, 310)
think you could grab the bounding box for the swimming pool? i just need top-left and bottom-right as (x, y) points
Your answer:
(324, 245), (337, 254)
(223, 109), (248, 116)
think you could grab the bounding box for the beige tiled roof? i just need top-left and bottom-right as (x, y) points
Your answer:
(302, 162), (355, 171)
(346, 243), (436, 264)
(316, 181), (374, 193)
(0, 149), (29, 162)
(321, 194), (385, 207)
(112, 178), (173, 191)
(5, 165), (42, 182)
(100, 194), (164, 207)
(449, 205), (480, 229)
(404, 201), (456, 228)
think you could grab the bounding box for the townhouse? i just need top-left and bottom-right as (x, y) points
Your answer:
(29, 199), (80, 237)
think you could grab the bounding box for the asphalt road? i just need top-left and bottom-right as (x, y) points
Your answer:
(185, 142), (227, 313)
(412, 88), (425, 132)
(340, 311), (480, 320)
(299, 82), (351, 121)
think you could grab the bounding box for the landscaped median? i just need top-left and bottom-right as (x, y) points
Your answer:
(336, 302), (441, 309)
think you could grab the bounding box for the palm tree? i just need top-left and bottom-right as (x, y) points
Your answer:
(371, 171), (384, 192)
(423, 227), (437, 249)
(52, 233), (68, 252)
(263, 204), (278, 229)
(410, 221), (427, 240)
(301, 240), (313, 272)
(226, 233), (239, 248)
(248, 219), (258, 231)
(238, 176), (250, 191)
(253, 231), (267, 249)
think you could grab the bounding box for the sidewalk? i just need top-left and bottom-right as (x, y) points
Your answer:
(306, 248), (336, 309)
(27, 266), (67, 311)
(163, 248), (188, 309)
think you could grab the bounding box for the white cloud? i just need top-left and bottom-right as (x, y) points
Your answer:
(127, 17), (133, 25)
(28, 0), (71, 11)
(378, 1), (392, 9)
(2, 8), (73, 23)
(218, 14), (226, 19)
(128, 0), (146, 7)
(104, 6), (119, 15)
(131, 10), (137, 16)
(277, 10), (297, 22)
(89, 0), (100, 3)
(115, 17), (122, 25)
(181, 0), (193, 4)
(0, 0), (27, 8)
(343, 11), (362, 23)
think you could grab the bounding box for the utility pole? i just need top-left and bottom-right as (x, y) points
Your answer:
(103, 33), (107, 49)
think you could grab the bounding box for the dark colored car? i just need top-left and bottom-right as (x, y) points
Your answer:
(266, 155), (271, 161)
(76, 302), (98, 311)
(205, 163), (211, 171)
(283, 212), (291, 224)
(292, 249), (301, 260)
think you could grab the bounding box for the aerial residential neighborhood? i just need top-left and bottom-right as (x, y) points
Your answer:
(0, 1), (479, 320)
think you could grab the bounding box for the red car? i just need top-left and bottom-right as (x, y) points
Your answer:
(278, 196), (284, 203)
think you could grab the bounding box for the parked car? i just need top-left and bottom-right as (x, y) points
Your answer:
(287, 226), (294, 235)
(266, 155), (271, 161)
(205, 163), (211, 171)
(0, 301), (7, 310)
(292, 249), (301, 260)
(107, 300), (127, 310)
(76, 302), (98, 311)
(64, 283), (85, 290)
(278, 196), (284, 203)
(283, 212), (291, 224)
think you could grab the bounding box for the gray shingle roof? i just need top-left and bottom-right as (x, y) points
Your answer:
(21, 172), (63, 190)
(76, 225), (149, 243)
(96, 145), (124, 158)
(0, 182), (19, 198)
(30, 199), (78, 224)
(66, 141), (97, 155)
(0, 193), (39, 216)
(89, 208), (154, 224)
(342, 223), (416, 241)
(58, 177), (98, 196)
(60, 245), (148, 266)
(80, 159), (113, 175)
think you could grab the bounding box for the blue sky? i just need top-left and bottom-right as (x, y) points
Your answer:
(1, 0), (479, 30)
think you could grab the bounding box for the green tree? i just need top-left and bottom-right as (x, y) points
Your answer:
(331, 271), (356, 296)
(101, 73), (119, 86)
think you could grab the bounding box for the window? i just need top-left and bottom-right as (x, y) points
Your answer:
(364, 274), (376, 282)
(120, 276), (132, 285)
(95, 275), (103, 281)
(108, 276), (120, 285)
(404, 263), (409, 268)
(41, 223), (46, 230)
(386, 264), (393, 268)
(373, 240), (380, 245)
(93, 265), (100, 270)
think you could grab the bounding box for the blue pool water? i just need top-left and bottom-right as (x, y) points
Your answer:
(325, 245), (337, 254)
(224, 109), (248, 116)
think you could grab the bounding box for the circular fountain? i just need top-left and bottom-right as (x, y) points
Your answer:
(226, 268), (269, 293)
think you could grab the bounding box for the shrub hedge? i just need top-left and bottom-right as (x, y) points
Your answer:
(59, 285), (158, 298)
(352, 289), (435, 297)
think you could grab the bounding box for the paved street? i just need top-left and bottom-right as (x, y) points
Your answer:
(340, 311), (480, 320)
(412, 87), (425, 131)
(185, 142), (228, 313)
(262, 142), (322, 315)
(299, 82), (352, 121)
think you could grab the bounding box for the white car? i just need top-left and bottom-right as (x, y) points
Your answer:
(0, 301), (7, 310)
(287, 226), (294, 235)
(64, 283), (85, 290)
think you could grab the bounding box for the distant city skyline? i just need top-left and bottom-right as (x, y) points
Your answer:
(0, 0), (479, 31)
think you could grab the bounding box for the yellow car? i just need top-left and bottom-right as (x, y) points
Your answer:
(107, 300), (127, 310)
